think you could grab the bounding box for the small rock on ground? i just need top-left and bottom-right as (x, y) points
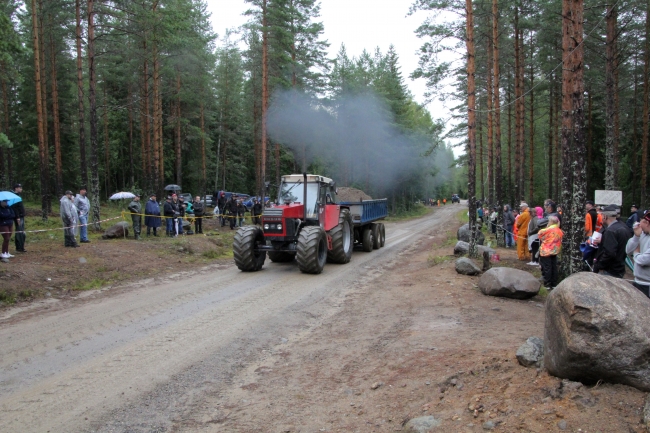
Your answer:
(404, 415), (442, 432)
(516, 336), (544, 367)
(557, 419), (567, 430)
(455, 258), (482, 276)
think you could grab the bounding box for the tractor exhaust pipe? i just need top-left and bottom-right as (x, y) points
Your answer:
(303, 172), (308, 222)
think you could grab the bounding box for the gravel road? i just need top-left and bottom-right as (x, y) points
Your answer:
(0, 205), (459, 433)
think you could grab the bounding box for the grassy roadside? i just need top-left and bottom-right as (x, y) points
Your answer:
(384, 203), (433, 222)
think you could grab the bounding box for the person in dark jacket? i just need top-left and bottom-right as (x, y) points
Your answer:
(503, 204), (515, 248)
(627, 204), (641, 229)
(252, 198), (263, 225)
(176, 195), (185, 235)
(10, 183), (26, 253)
(227, 196), (238, 229)
(0, 199), (16, 260)
(217, 191), (227, 227)
(544, 200), (562, 224)
(144, 193), (161, 236)
(163, 196), (175, 236)
(237, 199), (246, 227)
(127, 194), (142, 240)
(193, 196), (205, 234)
(593, 205), (634, 278)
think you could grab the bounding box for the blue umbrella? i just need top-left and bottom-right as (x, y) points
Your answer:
(0, 191), (22, 206)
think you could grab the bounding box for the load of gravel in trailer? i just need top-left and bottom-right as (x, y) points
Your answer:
(336, 187), (372, 202)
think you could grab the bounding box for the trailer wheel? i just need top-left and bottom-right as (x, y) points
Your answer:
(371, 223), (380, 250)
(362, 226), (374, 252)
(233, 226), (266, 272)
(296, 226), (328, 274)
(379, 223), (386, 247)
(327, 209), (353, 264)
(268, 251), (296, 262)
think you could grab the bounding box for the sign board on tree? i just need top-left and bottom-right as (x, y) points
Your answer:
(594, 190), (622, 206)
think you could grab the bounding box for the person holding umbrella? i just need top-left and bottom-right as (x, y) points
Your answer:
(144, 193), (161, 236)
(0, 198), (16, 259)
(60, 190), (79, 248)
(10, 184), (26, 253)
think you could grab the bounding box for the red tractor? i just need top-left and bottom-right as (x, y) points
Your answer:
(233, 173), (387, 274)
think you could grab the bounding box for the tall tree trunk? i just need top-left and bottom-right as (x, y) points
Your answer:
(486, 34), (494, 205)
(260, 0), (269, 200)
(560, 0), (587, 277)
(152, 43), (161, 193)
(517, 29), (526, 201)
(554, 77), (561, 201)
(175, 72), (182, 186)
(31, 0), (48, 220)
(507, 84), (513, 205)
(103, 85), (109, 196)
(128, 87), (134, 188)
(492, 0), (504, 247)
(641, 4), (650, 209)
(157, 74), (163, 188)
(1, 74), (11, 187)
(50, 30), (63, 197)
(38, 0), (50, 212)
(466, 0), (478, 257)
(200, 103), (206, 193)
(142, 43), (151, 190)
(479, 112), (484, 201)
(587, 91), (593, 187)
(605, 3), (618, 190)
(513, 10), (521, 203)
(548, 79), (554, 198)
(88, 0), (101, 228)
(76, 0), (87, 187)
(528, 35), (534, 203)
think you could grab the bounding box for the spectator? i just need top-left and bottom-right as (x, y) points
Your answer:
(443, 198), (447, 205)
(163, 196), (175, 236)
(592, 205), (633, 278)
(626, 210), (650, 297)
(503, 204), (515, 248)
(144, 193), (161, 237)
(252, 198), (263, 225)
(544, 200), (562, 224)
(60, 190), (79, 247)
(516, 203), (531, 261)
(237, 199), (246, 227)
(489, 207), (498, 236)
(585, 200), (602, 238)
(477, 206), (484, 224)
(177, 196), (185, 235)
(226, 195), (237, 230)
(538, 215), (563, 289)
(217, 192), (227, 227)
(74, 188), (91, 243)
(10, 183), (26, 253)
(0, 199), (15, 260)
(527, 206), (543, 266)
(627, 204), (641, 229)
(127, 194), (142, 240)
(193, 196), (204, 234)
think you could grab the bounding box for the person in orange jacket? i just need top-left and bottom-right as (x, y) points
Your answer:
(538, 216), (563, 289)
(516, 203), (532, 261)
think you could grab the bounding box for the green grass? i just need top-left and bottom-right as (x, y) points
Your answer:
(538, 286), (549, 298)
(385, 203), (432, 222)
(73, 278), (107, 291)
(428, 254), (453, 267)
(458, 210), (469, 224)
(0, 291), (16, 304)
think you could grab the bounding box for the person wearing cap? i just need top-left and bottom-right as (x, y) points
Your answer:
(0, 198), (16, 259)
(10, 183), (26, 253)
(74, 187), (91, 243)
(584, 200), (602, 238)
(592, 205), (633, 278)
(625, 211), (650, 297)
(128, 194), (142, 240)
(515, 203), (532, 261)
(60, 190), (79, 247)
(145, 193), (161, 236)
(627, 204), (641, 229)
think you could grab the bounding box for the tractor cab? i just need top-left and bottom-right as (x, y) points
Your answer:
(277, 174), (337, 221)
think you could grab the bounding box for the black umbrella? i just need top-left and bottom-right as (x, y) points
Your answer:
(164, 184), (182, 191)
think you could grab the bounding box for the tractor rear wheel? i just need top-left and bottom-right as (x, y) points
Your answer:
(233, 226), (266, 272)
(371, 223), (380, 250)
(362, 226), (374, 252)
(268, 251), (296, 262)
(327, 209), (353, 264)
(296, 226), (328, 274)
(379, 223), (386, 247)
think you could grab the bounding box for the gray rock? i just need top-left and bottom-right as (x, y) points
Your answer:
(457, 223), (485, 245)
(516, 337), (544, 367)
(544, 272), (650, 392)
(455, 258), (482, 276)
(101, 221), (129, 239)
(644, 394), (650, 429)
(482, 420), (495, 430)
(478, 267), (540, 299)
(454, 241), (495, 257)
(557, 419), (567, 430)
(404, 416), (441, 432)
(78, 257), (87, 264)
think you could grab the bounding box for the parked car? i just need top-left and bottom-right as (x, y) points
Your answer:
(202, 195), (213, 207)
(243, 196), (270, 211)
(179, 192), (193, 203)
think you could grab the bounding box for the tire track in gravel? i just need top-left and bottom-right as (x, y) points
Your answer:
(0, 205), (459, 433)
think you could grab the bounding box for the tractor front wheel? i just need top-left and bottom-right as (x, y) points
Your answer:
(296, 226), (328, 274)
(233, 226), (267, 272)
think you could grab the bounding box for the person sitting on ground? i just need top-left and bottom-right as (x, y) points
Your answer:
(516, 203), (531, 262)
(592, 205), (633, 278)
(538, 216), (562, 289)
(625, 210), (650, 297)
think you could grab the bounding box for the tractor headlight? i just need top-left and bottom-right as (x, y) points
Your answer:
(264, 224), (270, 230)
(276, 223), (282, 231)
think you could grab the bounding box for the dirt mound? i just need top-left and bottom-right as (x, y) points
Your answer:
(336, 187), (372, 202)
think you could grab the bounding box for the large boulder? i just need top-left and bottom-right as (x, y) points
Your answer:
(455, 258), (482, 276)
(102, 221), (129, 239)
(478, 267), (540, 299)
(544, 272), (650, 391)
(453, 241), (495, 256)
(457, 223), (485, 245)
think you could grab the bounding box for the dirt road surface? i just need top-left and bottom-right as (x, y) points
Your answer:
(1, 204), (646, 433)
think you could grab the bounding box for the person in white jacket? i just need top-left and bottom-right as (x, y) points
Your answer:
(60, 191), (79, 248)
(626, 210), (650, 297)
